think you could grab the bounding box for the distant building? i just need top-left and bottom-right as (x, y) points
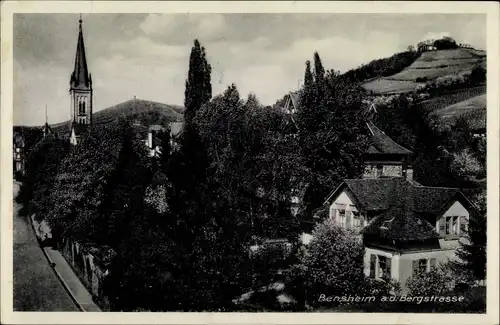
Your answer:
(69, 17), (93, 145)
(13, 131), (25, 175)
(144, 121), (184, 157)
(145, 124), (164, 158)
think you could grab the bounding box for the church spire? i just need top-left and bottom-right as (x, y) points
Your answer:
(43, 104), (53, 137)
(70, 15), (91, 89)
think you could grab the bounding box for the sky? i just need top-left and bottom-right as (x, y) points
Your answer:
(14, 13), (486, 126)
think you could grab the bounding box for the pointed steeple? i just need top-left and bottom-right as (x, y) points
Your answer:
(43, 105), (53, 136)
(70, 15), (91, 89)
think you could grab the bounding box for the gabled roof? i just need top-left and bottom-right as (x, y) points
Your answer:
(170, 121), (183, 137)
(343, 178), (407, 211)
(362, 208), (439, 241)
(70, 19), (91, 90)
(322, 178), (471, 241)
(366, 122), (412, 156)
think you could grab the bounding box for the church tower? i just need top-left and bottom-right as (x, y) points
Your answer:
(70, 16), (92, 126)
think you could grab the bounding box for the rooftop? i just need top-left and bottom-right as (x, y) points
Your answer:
(366, 122), (412, 156)
(323, 177), (471, 241)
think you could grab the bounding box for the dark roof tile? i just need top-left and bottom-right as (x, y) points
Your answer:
(366, 122), (412, 155)
(325, 178), (470, 241)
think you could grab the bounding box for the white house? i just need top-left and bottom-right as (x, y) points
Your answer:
(317, 177), (475, 291)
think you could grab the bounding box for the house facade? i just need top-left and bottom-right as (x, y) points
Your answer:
(321, 177), (473, 291)
(13, 131), (25, 175)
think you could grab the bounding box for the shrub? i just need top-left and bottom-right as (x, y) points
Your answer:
(406, 263), (455, 296)
(301, 219), (366, 307)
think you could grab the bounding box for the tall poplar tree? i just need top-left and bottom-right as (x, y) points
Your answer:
(184, 39), (212, 124)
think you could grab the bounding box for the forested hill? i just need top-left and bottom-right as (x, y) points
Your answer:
(340, 50), (421, 84)
(50, 99), (184, 136)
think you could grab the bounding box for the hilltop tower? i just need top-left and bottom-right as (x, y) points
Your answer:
(69, 16), (92, 145)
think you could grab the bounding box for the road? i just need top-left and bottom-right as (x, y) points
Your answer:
(13, 182), (78, 311)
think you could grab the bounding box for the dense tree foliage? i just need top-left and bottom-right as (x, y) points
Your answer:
(433, 36), (459, 50)
(375, 94), (485, 188)
(300, 220), (366, 307)
(339, 50), (420, 84)
(45, 120), (151, 247)
(297, 52), (369, 215)
(16, 135), (70, 217)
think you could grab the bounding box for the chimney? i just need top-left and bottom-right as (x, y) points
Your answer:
(405, 167), (414, 182)
(148, 131), (153, 149)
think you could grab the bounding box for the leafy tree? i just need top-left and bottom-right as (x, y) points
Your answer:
(313, 52), (325, 84)
(339, 50), (420, 83)
(406, 262), (455, 296)
(469, 65), (486, 84)
(184, 39), (212, 124)
(375, 95), (417, 151)
(450, 149), (482, 178)
(300, 219), (366, 307)
(98, 120), (151, 245)
(297, 58), (369, 215)
(451, 191), (486, 282)
(433, 36), (458, 50)
(17, 136), (69, 217)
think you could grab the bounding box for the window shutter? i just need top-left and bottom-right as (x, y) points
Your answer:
(346, 211), (352, 229)
(369, 255), (376, 278)
(385, 257), (392, 279)
(412, 260), (419, 276)
(430, 258), (436, 270)
(459, 216), (468, 236)
(438, 217), (446, 237)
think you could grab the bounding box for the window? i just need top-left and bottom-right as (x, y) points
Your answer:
(16, 153), (21, 159)
(460, 217), (468, 234)
(418, 259), (427, 274)
(370, 255), (391, 280)
(413, 258), (437, 276)
(352, 211), (361, 227)
(338, 209), (346, 227)
(445, 216), (460, 236)
(16, 148), (20, 153)
(378, 256), (387, 278)
(79, 101), (86, 115)
(16, 162), (22, 171)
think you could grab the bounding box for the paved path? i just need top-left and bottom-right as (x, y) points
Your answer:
(44, 248), (102, 311)
(13, 182), (78, 311)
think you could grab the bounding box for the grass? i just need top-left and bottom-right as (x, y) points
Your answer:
(416, 86), (486, 112)
(431, 94), (486, 130)
(362, 79), (422, 95)
(361, 48), (486, 94)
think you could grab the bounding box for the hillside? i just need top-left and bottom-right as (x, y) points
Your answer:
(340, 51), (420, 83)
(51, 99), (184, 136)
(430, 93), (486, 131)
(415, 85), (486, 112)
(361, 48), (486, 95)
